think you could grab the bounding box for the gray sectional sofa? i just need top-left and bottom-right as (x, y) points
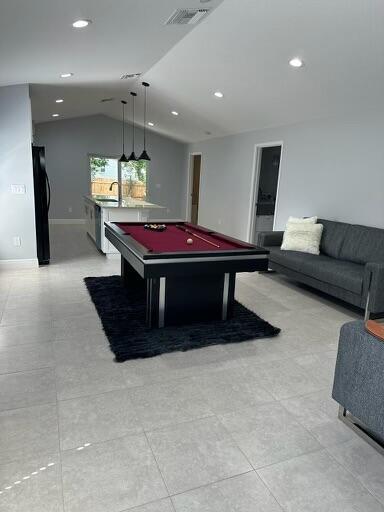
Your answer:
(257, 219), (384, 318)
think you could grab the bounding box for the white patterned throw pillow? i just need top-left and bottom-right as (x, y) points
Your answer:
(287, 216), (317, 224)
(281, 222), (323, 255)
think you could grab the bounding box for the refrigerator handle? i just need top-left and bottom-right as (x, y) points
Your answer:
(45, 171), (51, 212)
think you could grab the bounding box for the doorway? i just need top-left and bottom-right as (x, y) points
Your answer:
(248, 144), (282, 243)
(188, 154), (202, 224)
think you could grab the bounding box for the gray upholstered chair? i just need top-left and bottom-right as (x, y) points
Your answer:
(332, 320), (384, 452)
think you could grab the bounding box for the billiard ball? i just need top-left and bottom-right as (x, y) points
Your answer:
(187, 238), (193, 244)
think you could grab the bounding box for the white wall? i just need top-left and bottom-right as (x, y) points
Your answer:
(0, 84), (36, 262)
(190, 110), (384, 241)
(34, 115), (189, 221)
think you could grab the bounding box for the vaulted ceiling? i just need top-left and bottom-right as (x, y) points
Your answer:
(2, 0), (384, 142)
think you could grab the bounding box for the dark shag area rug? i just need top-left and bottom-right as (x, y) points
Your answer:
(84, 276), (280, 362)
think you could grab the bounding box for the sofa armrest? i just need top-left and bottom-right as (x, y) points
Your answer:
(364, 262), (384, 313)
(332, 320), (384, 439)
(256, 231), (284, 247)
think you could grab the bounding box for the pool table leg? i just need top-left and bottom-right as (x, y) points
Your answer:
(145, 272), (236, 328)
(222, 273), (236, 320)
(121, 256), (143, 288)
(146, 277), (165, 328)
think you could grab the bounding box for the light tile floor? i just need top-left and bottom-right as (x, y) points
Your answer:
(0, 224), (383, 511)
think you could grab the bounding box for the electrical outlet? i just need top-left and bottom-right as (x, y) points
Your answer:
(13, 236), (21, 247)
(68, 206), (73, 213)
(155, 183), (161, 189)
(218, 219), (222, 225)
(11, 184), (26, 194)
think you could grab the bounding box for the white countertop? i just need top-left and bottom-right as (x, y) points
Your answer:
(84, 195), (164, 209)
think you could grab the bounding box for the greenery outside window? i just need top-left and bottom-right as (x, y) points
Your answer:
(121, 160), (147, 201)
(89, 155), (147, 200)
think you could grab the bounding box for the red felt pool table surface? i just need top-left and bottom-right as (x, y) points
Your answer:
(115, 222), (251, 253)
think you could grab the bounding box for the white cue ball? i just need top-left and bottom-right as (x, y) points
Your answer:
(187, 238), (193, 244)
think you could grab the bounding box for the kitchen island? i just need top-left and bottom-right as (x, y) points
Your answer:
(84, 195), (164, 254)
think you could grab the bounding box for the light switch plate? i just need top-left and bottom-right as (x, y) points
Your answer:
(11, 184), (26, 194)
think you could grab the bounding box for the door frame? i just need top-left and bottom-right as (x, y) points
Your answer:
(186, 152), (202, 222)
(247, 141), (284, 243)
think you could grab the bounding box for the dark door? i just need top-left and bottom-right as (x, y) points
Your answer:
(253, 146), (281, 242)
(190, 155), (201, 224)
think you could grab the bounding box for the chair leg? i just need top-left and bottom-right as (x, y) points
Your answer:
(338, 405), (384, 455)
(364, 291), (370, 321)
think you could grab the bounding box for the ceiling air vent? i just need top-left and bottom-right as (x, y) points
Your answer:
(165, 8), (210, 25)
(120, 72), (141, 80)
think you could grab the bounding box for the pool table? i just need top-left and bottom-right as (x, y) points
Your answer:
(105, 221), (269, 328)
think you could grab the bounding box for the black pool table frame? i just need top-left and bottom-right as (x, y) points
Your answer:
(105, 221), (269, 328)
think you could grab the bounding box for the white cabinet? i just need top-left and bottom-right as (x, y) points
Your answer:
(84, 197), (162, 255)
(84, 198), (96, 241)
(253, 215), (274, 244)
(100, 207), (151, 254)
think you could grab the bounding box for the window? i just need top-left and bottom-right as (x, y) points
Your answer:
(89, 156), (147, 200)
(121, 160), (147, 201)
(90, 156), (118, 198)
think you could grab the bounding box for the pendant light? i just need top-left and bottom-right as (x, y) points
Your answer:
(128, 92), (138, 162)
(118, 100), (128, 162)
(139, 82), (151, 161)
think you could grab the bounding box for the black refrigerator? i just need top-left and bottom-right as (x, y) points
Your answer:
(32, 145), (51, 265)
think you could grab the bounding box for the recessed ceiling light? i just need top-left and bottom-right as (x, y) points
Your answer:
(214, 91), (224, 98)
(72, 19), (91, 28)
(171, 111), (179, 116)
(289, 57), (303, 68)
(148, 122), (154, 126)
(52, 114), (59, 117)
(55, 98), (63, 103)
(60, 73), (73, 78)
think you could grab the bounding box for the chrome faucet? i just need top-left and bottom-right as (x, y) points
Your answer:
(109, 181), (122, 203)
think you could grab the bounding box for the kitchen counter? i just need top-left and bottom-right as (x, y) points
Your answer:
(84, 195), (164, 209)
(84, 195), (165, 254)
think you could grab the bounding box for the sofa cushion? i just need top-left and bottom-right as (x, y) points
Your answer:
(268, 246), (318, 274)
(340, 224), (384, 265)
(318, 219), (349, 259)
(268, 247), (364, 294)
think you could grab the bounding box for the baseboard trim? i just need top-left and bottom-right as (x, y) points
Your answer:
(49, 219), (86, 225)
(0, 258), (39, 268)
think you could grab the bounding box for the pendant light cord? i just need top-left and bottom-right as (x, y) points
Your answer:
(139, 82), (150, 161)
(122, 102), (125, 154)
(131, 93), (135, 152)
(143, 86), (147, 149)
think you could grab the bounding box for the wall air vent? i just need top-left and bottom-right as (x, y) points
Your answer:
(165, 8), (210, 25)
(120, 72), (141, 80)
(100, 98), (115, 103)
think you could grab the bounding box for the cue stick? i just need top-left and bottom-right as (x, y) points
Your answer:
(176, 225), (221, 248)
